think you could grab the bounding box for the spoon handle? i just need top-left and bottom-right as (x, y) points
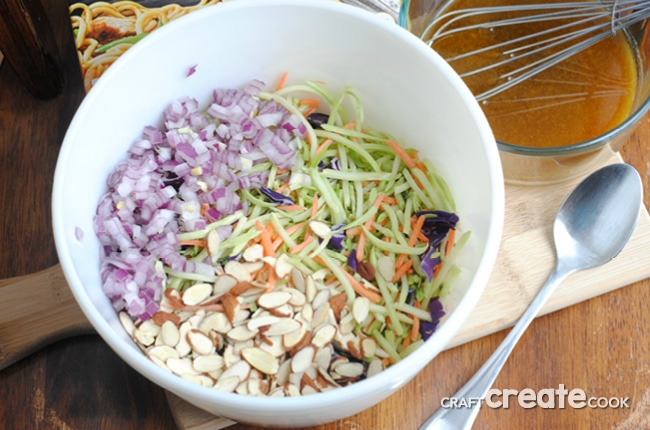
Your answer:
(419, 260), (575, 430)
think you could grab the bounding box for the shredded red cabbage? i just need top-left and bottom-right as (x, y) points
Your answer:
(419, 297), (445, 341)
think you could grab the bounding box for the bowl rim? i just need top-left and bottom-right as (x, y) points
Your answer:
(52, 0), (505, 418)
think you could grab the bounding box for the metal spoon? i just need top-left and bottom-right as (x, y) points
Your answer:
(420, 163), (643, 430)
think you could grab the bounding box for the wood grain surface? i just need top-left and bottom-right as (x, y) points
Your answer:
(1, 1), (650, 429)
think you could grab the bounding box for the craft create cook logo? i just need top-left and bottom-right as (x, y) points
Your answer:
(441, 385), (630, 410)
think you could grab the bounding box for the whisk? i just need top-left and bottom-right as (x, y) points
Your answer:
(423, 0), (650, 101)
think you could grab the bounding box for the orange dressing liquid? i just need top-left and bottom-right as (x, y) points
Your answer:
(429, 0), (638, 148)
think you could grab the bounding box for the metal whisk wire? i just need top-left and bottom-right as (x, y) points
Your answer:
(423, 0), (650, 101)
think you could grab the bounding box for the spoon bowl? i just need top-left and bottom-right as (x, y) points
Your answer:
(555, 164), (643, 271)
(421, 163), (643, 430)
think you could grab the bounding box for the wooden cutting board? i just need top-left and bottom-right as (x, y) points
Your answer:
(165, 152), (650, 429)
(1, 153), (648, 429)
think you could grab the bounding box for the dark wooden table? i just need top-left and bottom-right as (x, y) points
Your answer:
(1, 1), (650, 429)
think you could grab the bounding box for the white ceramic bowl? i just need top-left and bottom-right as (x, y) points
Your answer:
(52, 0), (504, 427)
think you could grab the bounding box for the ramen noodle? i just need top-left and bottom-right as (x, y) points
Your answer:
(69, 0), (222, 91)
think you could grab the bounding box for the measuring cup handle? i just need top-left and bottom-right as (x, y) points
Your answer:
(0, 265), (93, 371)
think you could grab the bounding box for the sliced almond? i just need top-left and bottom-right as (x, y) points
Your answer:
(291, 346), (315, 373)
(148, 345), (180, 362)
(283, 321), (308, 350)
(361, 336), (377, 358)
(287, 288), (307, 307)
(167, 357), (199, 376)
(213, 274), (238, 295)
(182, 374), (214, 387)
(182, 283), (213, 306)
(119, 311), (136, 337)
(223, 344), (240, 368)
(220, 359), (251, 381)
(258, 291), (292, 309)
(246, 315), (279, 331)
(377, 255), (395, 282)
(308, 220), (331, 239)
(133, 319), (160, 346)
(214, 375), (240, 393)
(264, 318), (301, 336)
(221, 293), (240, 323)
(198, 312), (231, 334)
(314, 346), (333, 370)
(352, 296), (370, 324)
(305, 275), (317, 302)
(259, 335), (286, 358)
(241, 347), (280, 375)
(229, 281), (254, 296)
(243, 244), (264, 262)
(193, 354), (224, 373)
(187, 329), (215, 355)
(290, 267), (305, 292)
(285, 383), (301, 397)
(206, 229), (221, 263)
(311, 302), (331, 329)
(328, 292), (347, 319)
(311, 289), (331, 310)
(366, 359), (383, 378)
(224, 260), (251, 282)
(311, 324), (337, 349)
(334, 361), (365, 378)
(274, 254), (294, 278)
(175, 322), (193, 357)
(267, 303), (294, 318)
(227, 325), (258, 342)
(160, 320), (181, 347)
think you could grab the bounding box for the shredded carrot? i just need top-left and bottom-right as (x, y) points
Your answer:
(256, 221), (275, 257)
(275, 182), (291, 193)
(311, 194), (319, 218)
(284, 222), (307, 236)
(342, 270), (382, 304)
(271, 237), (283, 251)
(382, 356), (393, 367)
(315, 121), (357, 155)
(433, 262), (444, 279)
(316, 138), (334, 155)
(346, 226), (363, 237)
(415, 161), (428, 173)
(275, 71), (288, 91)
(395, 253), (407, 271)
(385, 139), (416, 169)
(401, 335), (411, 349)
(356, 234), (366, 261)
(408, 215), (426, 247)
(299, 99), (320, 116)
(445, 228), (456, 257)
(324, 273), (338, 285)
(264, 267), (276, 292)
(372, 193), (385, 209)
(314, 256), (382, 303)
(391, 259), (413, 283)
(290, 235), (315, 254)
(179, 239), (205, 248)
(410, 305), (421, 341)
(277, 204), (308, 211)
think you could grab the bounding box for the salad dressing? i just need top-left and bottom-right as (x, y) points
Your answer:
(429, 0), (638, 148)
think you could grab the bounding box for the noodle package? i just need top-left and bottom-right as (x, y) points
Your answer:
(69, 0), (222, 91)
